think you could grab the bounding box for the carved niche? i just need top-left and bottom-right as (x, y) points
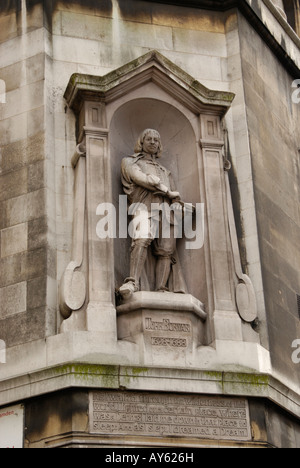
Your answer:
(60, 51), (258, 352)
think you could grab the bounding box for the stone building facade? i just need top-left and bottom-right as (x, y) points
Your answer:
(0, 0), (299, 448)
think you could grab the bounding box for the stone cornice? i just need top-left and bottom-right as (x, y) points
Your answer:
(0, 363), (299, 420)
(64, 50), (235, 114)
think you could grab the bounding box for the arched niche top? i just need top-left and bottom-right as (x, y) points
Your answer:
(64, 50), (235, 119)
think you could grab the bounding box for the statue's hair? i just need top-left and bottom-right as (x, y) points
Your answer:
(134, 129), (163, 157)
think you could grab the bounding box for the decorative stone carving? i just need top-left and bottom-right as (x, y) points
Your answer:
(59, 142), (87, 319)
(61, 50), (259, 356)
(223, 131), (258, 324)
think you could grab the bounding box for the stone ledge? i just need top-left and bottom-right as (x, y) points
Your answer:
(0, 363), (299, 420)
(117, 291), (207, 321)
(38, 433), (269, 449)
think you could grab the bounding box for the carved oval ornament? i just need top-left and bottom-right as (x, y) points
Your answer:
(236, 275), (258, 323)
(59, 264), (86, 319)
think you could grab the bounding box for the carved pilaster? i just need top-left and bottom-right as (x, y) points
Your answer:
(223, 130), (258, 325)
(200, 114), (243, 341)
(60, 101), (117, 337)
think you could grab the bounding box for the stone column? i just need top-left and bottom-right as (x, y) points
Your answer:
(82, 103), (116, 336)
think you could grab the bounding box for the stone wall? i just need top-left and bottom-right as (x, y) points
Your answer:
(48, 0), (241, 334)
(238, 11), (300, 386)
(23, 387), (300, 448)
(0, 2), (56, 346)
(1, 0), (240, 346)
(0, 0), (297, 360)
(46, 0), (270, 350)
(0, 0), (258, 349)
(0, 2), (299, 445)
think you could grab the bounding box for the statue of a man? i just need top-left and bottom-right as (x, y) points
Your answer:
(119, 129), (187, 298)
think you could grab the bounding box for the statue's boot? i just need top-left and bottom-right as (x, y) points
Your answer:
(155, 256), (171, 292)
(119, 244), (148, 298)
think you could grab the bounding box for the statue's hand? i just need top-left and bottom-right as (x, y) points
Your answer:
(167, 190), (181, 200)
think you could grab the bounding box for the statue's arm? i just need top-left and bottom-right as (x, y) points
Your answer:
(121, 158), (180, 199)
(167, 173), (181, 200)
(122, 158), (161, 191)
(130, 167), (180, 199)
(132, 169), (161, 191)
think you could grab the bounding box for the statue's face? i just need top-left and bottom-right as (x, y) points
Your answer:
(142, 131), (160, 156)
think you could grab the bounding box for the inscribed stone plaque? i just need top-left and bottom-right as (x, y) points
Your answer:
(90, 391), (251, 441)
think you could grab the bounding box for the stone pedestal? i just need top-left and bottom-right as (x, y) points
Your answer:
(117, 292), (207, 365)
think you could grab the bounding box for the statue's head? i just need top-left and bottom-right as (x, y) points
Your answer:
(134, 129), (163, 158)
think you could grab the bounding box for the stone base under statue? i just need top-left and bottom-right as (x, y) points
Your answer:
(117, 291), (207, 365)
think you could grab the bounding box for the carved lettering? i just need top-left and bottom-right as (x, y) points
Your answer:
(145, 318), (191, 332)
(151, 337), (187, 347)
(90, 391), (251, 441)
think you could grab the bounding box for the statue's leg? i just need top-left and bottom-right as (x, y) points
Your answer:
(155, 256), (172, 291)
(153, 224), (176, 292)
(119, 239), (150, 297)
(129, 241), (149, 288)
(119, 210), (153, 298)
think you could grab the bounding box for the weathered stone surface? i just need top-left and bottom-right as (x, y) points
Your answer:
(239, 12), (300, 387)
(24, 389), (89, 448)
(1, 222), (27, 255)
(0, 0), (299, 448)
(0, 132), (45, 174)
(0, 167), (28, 202)
(27, 216), (47, 251)
(0, 307), (46, 347)
(27, 276), (47, 311)
(0, 281), (27, 319)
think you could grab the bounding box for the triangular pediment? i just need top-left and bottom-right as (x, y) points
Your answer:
(64, 50), (234, 115)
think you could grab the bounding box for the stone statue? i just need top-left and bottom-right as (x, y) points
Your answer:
(119, 129), (189, 298)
